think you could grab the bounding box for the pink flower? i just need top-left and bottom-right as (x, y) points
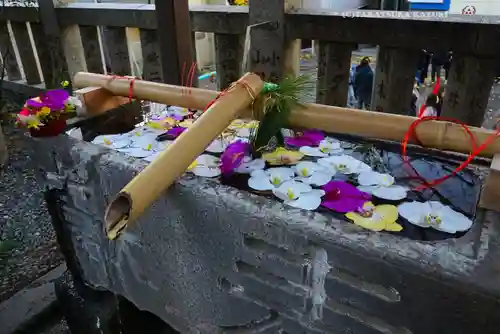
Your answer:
(321, 181), (371, 213)
(220, 140), (251, 176)
(285, 130), (324, 147)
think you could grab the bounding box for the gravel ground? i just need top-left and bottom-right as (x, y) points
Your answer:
(0, 121), (63, 303)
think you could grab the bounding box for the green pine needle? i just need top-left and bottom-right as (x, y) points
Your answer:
(251, 75), (314, 155)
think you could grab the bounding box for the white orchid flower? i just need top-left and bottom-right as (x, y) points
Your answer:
(190, 154), (221, 177)
(398, 201), (473, 234)
(248, 167), (295, 191)
(299, 138), (344, 157)
(317, 155), (371, 175)
(294, 161), (333, 186)
(272, 180), (325, 210)
(357, 171), (408, 200)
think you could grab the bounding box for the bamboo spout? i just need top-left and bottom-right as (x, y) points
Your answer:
(103, 73), (264, 239)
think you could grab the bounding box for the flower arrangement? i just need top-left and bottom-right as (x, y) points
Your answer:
(16, 85), (79, 137)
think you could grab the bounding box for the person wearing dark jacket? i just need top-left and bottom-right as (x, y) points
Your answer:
(431, 51), (447, 83)
(417, 49), (430, 86)
(354, 57), (374, 110)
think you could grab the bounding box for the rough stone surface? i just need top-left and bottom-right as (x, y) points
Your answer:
(0, 264), (66, 334)
(30, 134), (500, 334)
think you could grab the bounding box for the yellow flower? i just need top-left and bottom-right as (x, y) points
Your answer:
(234, 0), (248, 5)
(61, 80), (69, 88)
(36, 107), (51, 118)
(146, 121), (170, 130)
(345, 202), (402, 232)
(26, 119), (40, 129)
(262, 147), (304, 166)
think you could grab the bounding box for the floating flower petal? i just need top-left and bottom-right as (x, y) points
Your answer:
(285, 130), (324, 148)
(321, 180), (371, 213)
(220, 140), (251, 175)
(262, 147), (304, 165)
(357, 171), (408, 200)
(191, 154), (221, 177)
(248, 167), (295, 191)
(345, 202), (402, 232)
(294, 161), (333, 186)
(318, 155), (371, 175)
(398, 201), (472, 234)
(272, 181), (324, 210)
(234, 157), (265, 174)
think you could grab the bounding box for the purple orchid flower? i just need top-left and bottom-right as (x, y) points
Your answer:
(27, 89), (69, 111)
(285, 129), (325, 147)
(170, 114), (185, 121)
(166, 126), (186, 138)
(220, 140), (251, 176)
(321, 181), (371, 213)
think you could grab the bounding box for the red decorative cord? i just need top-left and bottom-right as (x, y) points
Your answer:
(401, 114), (499, 191)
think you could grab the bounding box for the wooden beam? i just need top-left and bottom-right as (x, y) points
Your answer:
(155, 0), (196, 85)
(0, 22), (21, 81)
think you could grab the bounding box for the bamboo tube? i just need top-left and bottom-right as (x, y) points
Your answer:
(73, 72), (218, 111)
(72, 72), (500, 158)
(104, 73), (264, 240)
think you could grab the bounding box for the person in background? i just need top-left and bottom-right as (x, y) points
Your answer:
(417, 49), (430, 87)
(347, 63), (357, 107)
(443, 51), (452, 83)
(431, 50), (447, 84)
(354, 57), (374, 110)
(421, 94), (439, 117)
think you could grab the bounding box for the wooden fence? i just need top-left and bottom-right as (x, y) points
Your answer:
(1, 0), (499, 126)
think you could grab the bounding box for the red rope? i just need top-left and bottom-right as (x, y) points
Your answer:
(401, 115), (498, 191)
(109, 75), (136, 103)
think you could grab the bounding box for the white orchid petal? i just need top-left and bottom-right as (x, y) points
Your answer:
(285, 193), (322, 211)
(267, 167), (295, 179)
(278, 180), (312, 194)
(299, 146), (328, 157)
(398, 202), (427, 227)
(297, 172), (332, 186)
(196, 154), (219, 166)
(295, 161), (317, 177)
(234, 158), (265, 174)
(206, 139), (228, 153)
(236, 128), (251, 138)
(250, 169), (267, 178)
(439, 207), (473, 233)
(191, 166), (221, 177)
(358, 171), (380, 186)
(372, 185), (407, 200)
(248, 176), (274, 191)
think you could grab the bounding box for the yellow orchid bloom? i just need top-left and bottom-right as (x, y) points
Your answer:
(345, 202), (402, 232)
(234, 0), (248, 5)
(146, 121), (170, 130)
(262, 147), (304, 166)
(26, 119), (41, 129)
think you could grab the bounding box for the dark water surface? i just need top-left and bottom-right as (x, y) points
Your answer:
(220, 132), (485, 241)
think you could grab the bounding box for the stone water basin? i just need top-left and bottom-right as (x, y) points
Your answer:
(33, 110), (500, 334)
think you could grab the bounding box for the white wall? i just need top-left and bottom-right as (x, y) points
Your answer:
(449, 0), (500, 15)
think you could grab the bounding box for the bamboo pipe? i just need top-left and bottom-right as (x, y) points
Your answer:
(103, 73), (264, 240)
(72, 72), (500, 158)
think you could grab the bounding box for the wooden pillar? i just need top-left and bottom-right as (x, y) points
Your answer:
(10, 22), (40, 85)
(35, 0), (73, 88)
(441, 54), (496, 126)
(248, 0), (285, 83)
(101, 27), (131, 76)
(214, 33), (243, 90)
(139, 29), (163, 82)
(79, 26), (105, 74)
(155, 0), (196, 86)
(0, 22), (21, 81)
(283, 0), (301, 78)
(372, 46), (419, 115)
(316, 41), (355, 106)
